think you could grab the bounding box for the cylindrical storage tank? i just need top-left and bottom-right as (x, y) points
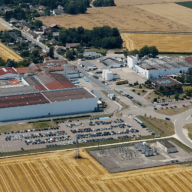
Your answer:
(142, 148), (145, 154)
(105, 71), (113, 81)
(145, 150), (149, 157)
(149, 149), (153, 156)
(102, 69), (108, 79)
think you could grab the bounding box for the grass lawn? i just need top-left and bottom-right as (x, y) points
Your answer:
(155, 105), (192, 116)
(0, 120), (57, 133)
(183, 123), (192, 140)
(131, 89), (146, 96)
(146, 90), (186, 102)
(137, 116), (175, 137)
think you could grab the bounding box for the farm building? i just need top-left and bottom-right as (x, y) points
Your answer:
(128, 56), (192, 79)
(157, 140), (177, 153)
(0, 72), (98, 121)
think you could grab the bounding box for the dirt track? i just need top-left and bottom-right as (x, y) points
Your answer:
(121, 33), (192, 52)
(0, 43), (22, 61)
(0, 149), (192, 191)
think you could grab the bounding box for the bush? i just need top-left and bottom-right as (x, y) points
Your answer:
(153, 98), (157, 102)
(137, 93), (140, 95)
(129, 83), (133, 86)
(132, 89), (135, 92)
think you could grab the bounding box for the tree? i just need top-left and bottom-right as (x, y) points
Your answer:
(66, 50), (74, 60)
(48, 47), (54, 58)
(34, 20), (43, 28)
(139, 45), (150, 57)
(129, 49), (139, 56)
(185, 86), (192, 96)
(20, 50), (30, 57)
(174, 93), (179, 100)
(5, 59), (17, 68)
(31, 49), (39, 58)
(159, 86), (164, 91)
(123, 49), (129, 57)
(149, 46), (158, 58)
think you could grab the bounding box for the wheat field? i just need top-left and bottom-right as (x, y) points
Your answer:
(0, 149), (192, 192)
(0, 43), (22, 61)
(121, 33), (192, 52)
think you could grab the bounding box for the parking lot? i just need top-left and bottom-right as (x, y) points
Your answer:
(0, 116), (153, 153)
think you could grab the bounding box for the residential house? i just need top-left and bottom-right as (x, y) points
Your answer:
(54, 45), (65, 53)
(66, 43), (80, 48)
(58, 5), (64, 9)
(38, 10), (45, 16)
(34, 30), (44, 35)
(23, 26), (30, 33)
(50, 38), (58, 45)
(44, 57), (52, 62)
(53, 32), (60, 37)
(36, 35), (46, 42)
(53, 8), (64, 15)
(39, 5), (45, 10)
(49, 23), (60, 29)
(10, 18), (18, 23)
(28, 45), (35, 52)
(8, 32), (19, 41)
(28, 30), (38, 39)
(29, 5), (35, 11)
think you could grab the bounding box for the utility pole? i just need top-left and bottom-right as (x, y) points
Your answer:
(75, 135), (80, 158)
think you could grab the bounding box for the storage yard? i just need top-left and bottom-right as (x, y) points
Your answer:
(121, 33), (192, 52)
(0, 43), (22, 62)
(0, 149), (192, 191)
(38, 5), (190, 32)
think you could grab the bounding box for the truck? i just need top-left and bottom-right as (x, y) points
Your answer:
(116, 79), (128, 85)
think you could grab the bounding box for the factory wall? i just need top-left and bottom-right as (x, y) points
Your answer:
(0, 97), (98, 121)
(135, 65), (188, 79)
(127, 56), (137, 69)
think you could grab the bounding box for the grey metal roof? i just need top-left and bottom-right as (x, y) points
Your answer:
(158, 140), (175, 149)
(138, 57), (192, 70)
(100, 57), (123, 67)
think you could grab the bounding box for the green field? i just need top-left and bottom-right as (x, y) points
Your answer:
(176, 1), (192, 9)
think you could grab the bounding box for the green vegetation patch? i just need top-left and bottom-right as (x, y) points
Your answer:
(137, 116), (175, 137)
(176, 2), (192, 9)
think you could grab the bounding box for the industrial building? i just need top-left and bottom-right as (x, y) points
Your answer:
(100, 57), (124, 68)
(102, 69), (120, 81)
(157, 140), (177, 153)
(127, 56), (192, 79)
(0, 72), (98, 121)
(83, 52), (102, 60)
(0, 67), (19, 80)
(79, 61), (97, 71)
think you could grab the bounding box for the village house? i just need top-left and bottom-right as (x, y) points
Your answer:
(50, 38), (58, 45)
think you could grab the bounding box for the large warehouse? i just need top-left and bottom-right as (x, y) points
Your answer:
(0, 72), (98, 121)
(127, 56), (192, 79)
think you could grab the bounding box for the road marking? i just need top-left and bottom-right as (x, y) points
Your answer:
(186, 115), (190, 121)
(174, 119), (177, 125)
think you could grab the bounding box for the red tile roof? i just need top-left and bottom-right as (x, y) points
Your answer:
(49, 23), (60, 28)
(185, 57), (192, 63)
(16, 66), (39, 74)
(9, 80), (19, 84)
(0, 93), (49, 109)
(0, 67), (18, 76)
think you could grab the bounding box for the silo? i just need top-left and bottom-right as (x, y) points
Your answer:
(102, 69), (109, 79)
(105, 71), (113, 81)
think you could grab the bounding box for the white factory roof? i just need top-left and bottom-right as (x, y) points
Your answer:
(137, 56), (192, 70)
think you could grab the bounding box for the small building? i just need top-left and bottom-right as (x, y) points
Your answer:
(53, 8), (64, 15)
(10, 18), (18, 23)
(23, 26), (30, 33)
(54, 45), (65, 53)
(39, 5), (45, 10)
(80, 61), (97, 71)
(157, 140), (177, 153)
(29, 5), (35, 11)
(49, 23), (60, 29)
(66, 43), (80, 48)
(28, 45), (35, 52)
(150, 77), (182, 90)
(127, 55), (138, 69)
(50, 38), (58, 45)
(53, 32), (60, 37)
(38, 10), (45, 16)
(58, 5), (64, 9)
(83, 52), (102, 60)
(28, 30), (38, 39)
(36, 35), (46, 42)
(34, 30), (44, 35)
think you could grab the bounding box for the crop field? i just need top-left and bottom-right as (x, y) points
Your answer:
(0, 149), (192, 191)
(0, 23), (8, 31)
(38, 6), (191, 32)
(137, 3), (192, 29)
(0, 43), (22, 61)
(115, 0), (192, 6)
(121, 33), (192, 52)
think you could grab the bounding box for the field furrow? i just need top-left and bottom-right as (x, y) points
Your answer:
(158, 175), (177, 192)
(133, 178), (154, 192)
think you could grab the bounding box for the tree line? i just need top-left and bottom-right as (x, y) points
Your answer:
(50, 26), (123, 49)
(93, 0), (115, 7)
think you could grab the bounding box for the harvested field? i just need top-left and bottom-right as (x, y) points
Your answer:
(115, 0), (192, 6)
(0, 43), (22, 61)
(121, 33), (192, 52)
(38, 6), (191, 32)
(137, 3), (192, 29)
(0, 23), (8, 31)
(0, 149), (192, 191)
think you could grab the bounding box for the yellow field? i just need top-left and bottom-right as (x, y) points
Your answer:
(137, 3), (192, 29)
(121, 33), (192, 52)
(0, 43), (22, 61)
(38, 5), (191, 32)
(0, 23), (8, 31)
(115, 0), (192, 6)
(0, 149), (192, 191)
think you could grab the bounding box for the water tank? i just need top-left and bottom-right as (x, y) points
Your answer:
(105, 71), (113, 81)
(102, 69), (109, 79)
